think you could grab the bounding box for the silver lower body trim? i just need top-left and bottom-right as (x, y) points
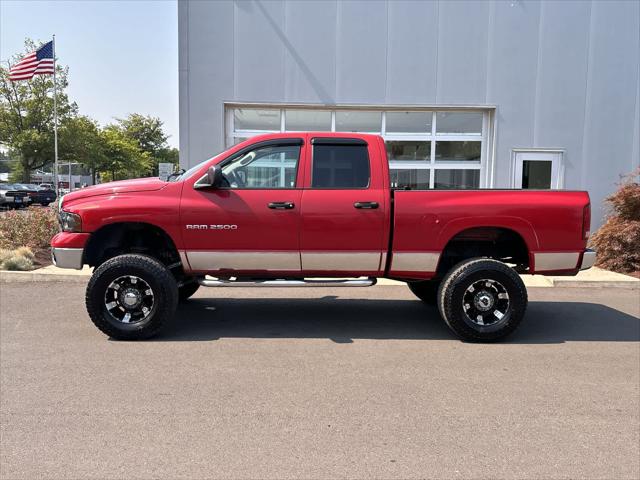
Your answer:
(580, 249), (596, 270)
(534, 252), (580, 272)
(178, 250), (191, 270)
(186, 251), (300, 271)
(301, 252), (382, 271)
(390, 252), (440, 272)
(51, 247), (84, 270)
(199, 277), (376, 287)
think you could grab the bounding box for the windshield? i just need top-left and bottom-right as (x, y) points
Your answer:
(167, 149), (226, 182)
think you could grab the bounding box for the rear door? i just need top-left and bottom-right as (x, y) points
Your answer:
(299, 136), (388, 276)
(180, 138), (304, 274)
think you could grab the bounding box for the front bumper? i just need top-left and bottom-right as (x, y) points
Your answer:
(51, 247), (84, 270)
(580, 249), (596, 270)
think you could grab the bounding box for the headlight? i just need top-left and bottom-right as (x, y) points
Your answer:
(59, 211), (82, 232)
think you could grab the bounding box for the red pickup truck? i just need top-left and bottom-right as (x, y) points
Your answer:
(52, 133), (594, 342)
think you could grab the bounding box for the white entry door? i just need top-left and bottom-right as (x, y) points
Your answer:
(513, 151), (564, 189)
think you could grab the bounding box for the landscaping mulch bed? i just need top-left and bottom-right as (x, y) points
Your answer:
(33, 248), (53, 268)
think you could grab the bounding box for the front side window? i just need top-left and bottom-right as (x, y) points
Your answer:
(222, 145), (300, 189)
(312, 144), (370, 189)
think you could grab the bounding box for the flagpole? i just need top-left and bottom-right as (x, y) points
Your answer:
(52, 35), (59, 197)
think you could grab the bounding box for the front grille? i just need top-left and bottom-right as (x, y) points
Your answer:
(5, 191), (27, 198)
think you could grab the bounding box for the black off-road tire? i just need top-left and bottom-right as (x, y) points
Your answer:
(85, 254), (178, 340)
(437, 258), (528, 342)
(407, 279), (440, 305)
(178, 281), (200, 302)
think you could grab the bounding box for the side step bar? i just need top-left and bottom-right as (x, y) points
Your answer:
(198, 277), (377, 288)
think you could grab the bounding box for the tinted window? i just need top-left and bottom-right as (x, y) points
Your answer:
(312, 144), (370, 188)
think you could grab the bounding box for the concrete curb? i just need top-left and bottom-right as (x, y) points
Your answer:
(1, 267), (638, 289)
(0, 270), (90, 283)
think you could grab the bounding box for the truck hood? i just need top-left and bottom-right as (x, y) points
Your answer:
(62, 178), (167, 203)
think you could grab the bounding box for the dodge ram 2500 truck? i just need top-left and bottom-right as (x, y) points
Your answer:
(51, 133), (595, 342)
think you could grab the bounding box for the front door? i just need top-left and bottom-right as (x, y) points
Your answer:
(181, 139), (304, 274)
(299, 137), (388, 276)
(513, 150), (564, 189)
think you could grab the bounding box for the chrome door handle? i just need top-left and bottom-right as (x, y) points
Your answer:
(268, 201), (295, 210)
(354, 201), (379, 209)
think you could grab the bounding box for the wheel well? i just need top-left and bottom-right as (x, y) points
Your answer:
(437, 227), (530, 276)
(84, 222), (181, 269)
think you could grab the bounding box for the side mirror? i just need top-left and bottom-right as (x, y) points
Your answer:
(195, 165), (224, 189)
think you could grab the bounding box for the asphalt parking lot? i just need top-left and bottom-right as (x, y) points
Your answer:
(1, 282), (639, 479)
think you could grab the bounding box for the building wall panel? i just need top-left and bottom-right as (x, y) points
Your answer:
(436, 0), (489, 104)
(283, 1), (337, 104)
(533, 1), (591, 190)
(335, 1), (387, 103)
(385, 0), (438, 104)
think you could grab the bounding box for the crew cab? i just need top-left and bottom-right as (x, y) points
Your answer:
(51, 133), (595, 341)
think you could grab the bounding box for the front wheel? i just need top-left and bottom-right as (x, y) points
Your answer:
(437, 258), (528, 342)
(178, 280), (200, 302)
(85, 254), (178, 340)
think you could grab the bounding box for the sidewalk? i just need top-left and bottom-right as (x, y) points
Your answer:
(1, 265), (638, 288)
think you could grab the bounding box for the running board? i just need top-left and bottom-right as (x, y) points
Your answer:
(198, 277), (377, 288)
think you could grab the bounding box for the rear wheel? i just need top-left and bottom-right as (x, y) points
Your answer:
(85, 254), (178, 340)
(407, 279), (440, 305)
(437, 258), (528, 342)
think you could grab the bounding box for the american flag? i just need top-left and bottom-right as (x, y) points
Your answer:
(9, 41), (55, 81)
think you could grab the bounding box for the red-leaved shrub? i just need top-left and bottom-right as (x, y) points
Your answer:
(0, 206), (59, 250)
(589, 169), (640, 273)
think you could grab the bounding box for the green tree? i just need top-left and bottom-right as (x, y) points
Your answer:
(59, 116), (106, 184)
(116, 114), (178, 175)
(0, 39), (77, 182)
(99, 126), (152, 182)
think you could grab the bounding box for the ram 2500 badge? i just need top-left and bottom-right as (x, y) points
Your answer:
(51, 133), (595, 342)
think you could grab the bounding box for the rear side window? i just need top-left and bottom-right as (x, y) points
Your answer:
(311, 144), (370, 188)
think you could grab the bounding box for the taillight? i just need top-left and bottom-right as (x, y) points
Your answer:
(582, 203), (591, 240)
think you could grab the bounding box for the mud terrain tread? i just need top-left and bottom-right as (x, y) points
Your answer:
(85, 254), (178, 340)
(437, 258), (528, 342)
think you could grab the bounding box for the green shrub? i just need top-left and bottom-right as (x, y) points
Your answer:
(0, 206), (59, 250)
(14, 246), (35, 260)
(1, 254), (34, 271)
(589, 169), (640, 273)
(0, 248), (12, 264)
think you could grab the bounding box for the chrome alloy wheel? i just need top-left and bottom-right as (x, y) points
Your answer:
(462, 279), (510, 327)
(104, 275), (155, 324)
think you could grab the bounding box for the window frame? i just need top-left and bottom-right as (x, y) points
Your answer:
(309, 138), (372, 190)
(195, 138), (304, 190)
(225, 105), (494, 190)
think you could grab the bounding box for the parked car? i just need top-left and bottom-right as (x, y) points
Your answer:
(52, 133), (594, 342)
(17, 183), (57, 206)
(0, 183), (30, 208)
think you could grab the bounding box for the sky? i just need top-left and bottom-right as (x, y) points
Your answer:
(0, 0), (179, 147)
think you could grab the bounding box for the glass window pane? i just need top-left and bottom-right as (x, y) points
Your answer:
(233, 137), (249, 145)
(434, 169), (480, 189)
(386, 141), (430, 161)
(436, 112), (483, 135)
(522, 160), (552, 189)
(335, 111), (381, 132)
(222, 145), (300, 188)
(312, 144), (370, 188)
(234, 109), (280, 131)
(390, 169), (430, 190)
(285, 110), (331, 131)
(435, 141), (481, 162)
(386, 111), (432, 133)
